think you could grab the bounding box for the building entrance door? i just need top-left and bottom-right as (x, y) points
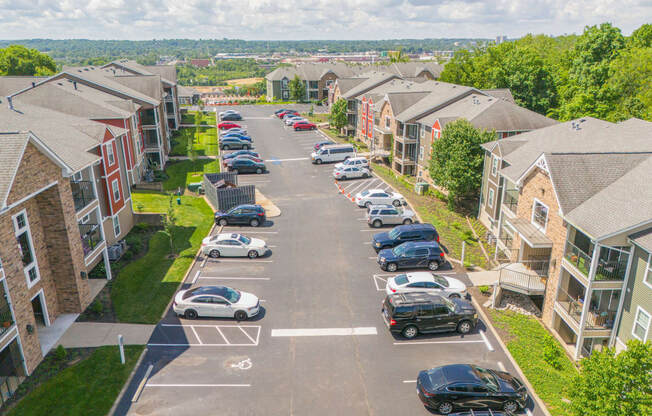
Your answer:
(31, 294), (47, 327)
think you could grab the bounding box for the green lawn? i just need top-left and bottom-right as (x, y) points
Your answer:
(489, 310), (577, 416)
(163, 159), (220, 192)
(170, 127), (219, 157)
(180, 111), (216, 125)
(372, 163), (492, 268)
(7, 346), (144, 416)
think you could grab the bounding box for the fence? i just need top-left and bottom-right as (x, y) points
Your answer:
(203, 173), (256, 212)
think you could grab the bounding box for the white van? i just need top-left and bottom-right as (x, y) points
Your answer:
(311, 144), (356, 164)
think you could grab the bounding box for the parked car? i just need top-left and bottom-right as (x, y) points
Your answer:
(218, 122), (241, 130)
(416, 364), (528, 414)
(224, 155), (264, 169)
(219, 109), (238, 117)
(333, 166), (370, 180)
(284, 116), (305, 126)
(220, 137), (251, 150)
(385, 272), (467, 298)
(223, 127), (248, 136)
(294, 121), (317, 131)
(201, 233), (268, 259)
(220, 112), (242, 121)
(313, 140), (332, 151)
(372, 223), (440, 252)
(367, 205), (415, 228)
(222, 132), (253, 142)
(311, 144), (356, 164)
(334, 156), (369, 171)
(355, 188), (406, 208)
(281, 113), (300, 121)
(278, 110), (299, 119)
(173, 285), (260, 321)
(222, 150), (260, 160)
(274, 108), (293, 115)
(214, 204), (266, 227)
(377, 240), (445, 271)
(229, 158), (266, 174)
(381, 292), (477, 338)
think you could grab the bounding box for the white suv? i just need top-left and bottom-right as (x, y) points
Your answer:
(367, 205), (415, 227)
(334, 157), (369, 171)
(355, 188), (406, 208)
(333, 166), (370, 180)
(385, 272), (467, 298)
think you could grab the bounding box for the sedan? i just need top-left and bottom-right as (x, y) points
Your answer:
(220, 112), (242, 121)
(416, 364), (528, 414)
(274, 108), (294, 115)
(201, 233), (267, 259)
(229, 158), (266, 174)
(385, 272), (467, 298)
(220, 137), (251, 150)
(214, 204), (266, 227)
(218, 122), (241, 130)
(222, 150), (260, 160)
(173, 285), (260, 321)
(313, 140), (332, 151)
(294, 121), (317, 131)
(219, 109), (238, 117)
(355, 188), (406, 208)
(224, 127), (248, 136)
(285, 117), (306, 126)
(333, 166), (370, 180)
(222, 132), (253, 142)
(279, 111), (299, 119)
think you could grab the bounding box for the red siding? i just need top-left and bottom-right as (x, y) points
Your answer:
(104, 170), (124, 216)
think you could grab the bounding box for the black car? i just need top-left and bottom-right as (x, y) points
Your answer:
(377, 241), (445, 272)
(416, 364), (528, 414)
(274, 108), (293, 115)
(221, 112), (242, 121)
(382, 292), (477, 339)
(222, 150), (260, 160)
(220, 137), (251, 150)
(214, 204), (266, 227)
(229, 158), (266, 174)
(372, 223), (439, 252)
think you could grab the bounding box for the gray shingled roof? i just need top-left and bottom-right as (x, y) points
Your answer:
(367, 62), (444, 78)
(335, 77), (367, 95)
(266, 62), (358, 81)
(481, 89), (515, 103)
(103, 60), (178, 85)
(0, 76), (48, 96)
(0, 132), (29, 207)
(629, 228), (652, 253)
(394, 82), (476, 122)
(342, 72), (399, 99)
(178, 85), (199, 97)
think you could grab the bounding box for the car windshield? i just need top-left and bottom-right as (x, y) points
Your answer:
(394, 274), (409, 285)
(224, 288), (241, 303)
(474, 366), (499, 392)
(361, 190), (370, 196)
(392, 244), (409, 256)
(388, 228), (400, 239)
(432, 275), (449, 287)
(238, 235), (251, 245)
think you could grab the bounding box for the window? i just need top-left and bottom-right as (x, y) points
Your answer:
(281, 78), (288, 89)
(111, 179), (121, 202)
(105, 143), (115, 166)
(112, 215), (121, 238)
(433, 305), (450, 315)
(13, 211), (40, 287)
(419, 146), (424, 160)
(645, 254), (652, 289)
(420, 125), (425, 139)
(491, 156), (499, 176)
(632, 306), (650, 341)
(73, 171), (83, 182)
(532, 199), (548, 231)
(282, 90), (289, 99)
(488, 188), (495, 208)
(385, 116), (390, 129)
(417, 304), (434, 317)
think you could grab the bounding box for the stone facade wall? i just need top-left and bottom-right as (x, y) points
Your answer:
(319, 73), (338, 101)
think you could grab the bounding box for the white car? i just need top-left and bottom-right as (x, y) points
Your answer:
(355, 188), (406, 208)
(366, 205), (416, 227)
(173, 285), (260, 320)
(219, 110), (238, 117)
(333, 166), (371, 180)
(285, 116), (305, 126)
(201, 233), (268, 259)
(223, 127), (248, 136)
(385, 272), (467, 298)
(334, 157), (369, 171)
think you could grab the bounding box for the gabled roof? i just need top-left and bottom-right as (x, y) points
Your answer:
(394, 82), (477, 123)
(342, 72), (401, 99)
(368, 62), (444, 78)
(178, 85), (200, 97)
(266, 62), (358, 81)
(480, 88), (515, 103)
(0, 132), (29, 208)
(385, 91), (431, 115)
(629, 228), (652, 253)
(334, 77), (367, 95)
(103, 60), (177, 85)
(0, 76), (48, 96)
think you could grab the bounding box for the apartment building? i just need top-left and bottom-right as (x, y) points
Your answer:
(478, 117), (652, 359)
(266, 62), (358, 101)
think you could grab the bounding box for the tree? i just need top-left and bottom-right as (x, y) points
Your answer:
(604, 46), (652, 121)
(389, 47), (410, 63)
(289, 75), (306, 101)
(329, 98), (348, 132)
(428, 119), (495, 205)
(0, 45), (57, 76)
(629, 23), (652, 48)
(162, 195), (178, 256)
(569, 339), (652, 416)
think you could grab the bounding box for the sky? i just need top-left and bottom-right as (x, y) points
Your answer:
(0, 0), (650, 40)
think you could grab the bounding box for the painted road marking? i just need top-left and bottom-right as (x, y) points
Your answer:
(207, 259), (274, 263)
(150, 324), (261, 346)
(132, 364), (153, 402)
(191, 270), (200, 284)
(215, 326), (229, 344)
(497, 361), (506, 371)
(480, 330), (494, 351)
(222, 230), (278, 234)
(367, 256), (377, 259)
(271, 327), (378, 337)
(393, 340), (485, 346)
(198, 276), (271, 280)
(360, 229), (377, 232)
(190, 326), (203, 345)
(373, 275), (387, 291)
(264, 157), (309, 162)
(402, 380), (417, 383)
(146, 384), (251, 387)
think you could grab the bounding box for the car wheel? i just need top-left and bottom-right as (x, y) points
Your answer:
(392, 200), (401, 207)
(218, 218), (228, 226)
(428, 260), (440, 271)
(373, 219), (382, 228)
(402, 218), (412, 225)
(503, 400), (519, 413)
(250, 218), (260, 227)
(402, 325), (418, 339)
(184, 309), (198, 320)
(312, 126), (317, 130)
(248, 250), (259, 259)
(449, 293), (460, 299)
(365, 201), (372, 208)
(243, 144), (250, 150)
(457, 320), (472, 334)
(209, 249), (220, 258)
(234, 310), (248, 321)
(315, 159), (322, 164)
(223, 145), (230, 150)
(233, 168), (239, 174)
(387, 263), (398, 272)
(340, 175), (347, 180)
(438, 401), (454, 415)
(256, 168), (264, 174)
(362, 172), (369, 178)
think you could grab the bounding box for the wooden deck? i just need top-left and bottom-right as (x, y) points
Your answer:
(498, 263), (546, 295)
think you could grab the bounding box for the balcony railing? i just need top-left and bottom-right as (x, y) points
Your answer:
(556, 287), (583, 325)
(0, 305), (14, 338)
(503, 189), (518, 213)
(71, 180), (95, 212)
(595, 246), (629, 281)
(79, 223), (103, 257)
(564, 240), (592, 278)
(141, 111), (156, 126)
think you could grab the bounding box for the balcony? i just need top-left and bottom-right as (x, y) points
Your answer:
(394, 134), (417, 144)
(70, 180), (95, 212)
(564, 240), (629, 281)
(564, 240), (592, 278)
(503, 188), (519, 213)
(79, 223), (103, 257)
(556, 287), (583, 326)
(0, 291), (14, 338)
(141, 109), (156, 126)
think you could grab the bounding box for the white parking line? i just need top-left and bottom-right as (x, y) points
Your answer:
(497, 361), (506, 371)
(198, 276), (271, 280)
(222, 230), (278, 234)
(215, 326), (230, 344)
(239, 326), (257, 344)
(367, 256), (377, 259)
(208, 259), (274, 263)
(146, 384), (251, 388)
(191, 270), (200, 284)
(364, 242), (373, 245)
(402, 380), (417, 383)
(264, 157), (309, 162)
(373, 275), (387, 291)
(393, 340), (486, 346)
(190, 326), (203, 345)
(479, 330), (494, 351)
(360, 229), (377, 232)
(271, 327), (378, 337)
(151, 324), (261, 346)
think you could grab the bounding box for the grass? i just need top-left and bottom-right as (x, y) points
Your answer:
(489, 310), (577, 416)
(180, 111), (216, 125)
(170, 127), (219, 157)
(371, 162), (492, 268)
(7, 346), (144, 416)
(163, 159), (220, 192)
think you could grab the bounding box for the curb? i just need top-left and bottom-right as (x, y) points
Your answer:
(109, 346), (149, 416)
(471, 295), (552, 416)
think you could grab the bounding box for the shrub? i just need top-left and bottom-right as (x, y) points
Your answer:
(478, 285), (491, 294)
(135, 202), (145, 213)
(53, 345), (67, 361)
(125, 235), (143, 255)
(90, 300), (104, 316)
(88, 261), (106, 279)
(133, 222), (150, 232)
(459, 229), (476, 243)
(542, 334), (564, 370)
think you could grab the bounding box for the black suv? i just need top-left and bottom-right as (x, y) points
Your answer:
(381, 292), (477, 339)
(372, 223), (439, 252)
(214, 204), (266, 227)
(229, 158), (266, 174)
(377, 241), (445, 272)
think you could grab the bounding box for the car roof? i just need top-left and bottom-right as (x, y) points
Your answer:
(401, 240), (440, 249)
(215, 233), (242, 241)
(389, 291), (445, 305)
(365, 188), (388, 194)
(441, 364), (482, 384)
(185, 285), (232, 297)
(322, 144), (354, 150)
(235, 204), (263, 210)
(405, 272), (435, 283)
(369, 204), (394, 208)
(394, 223), (436, 232)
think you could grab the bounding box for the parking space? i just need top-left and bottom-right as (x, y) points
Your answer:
(116, 105), (543, 416)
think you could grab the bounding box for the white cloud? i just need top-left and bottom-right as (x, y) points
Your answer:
(0, 0), (649, 40)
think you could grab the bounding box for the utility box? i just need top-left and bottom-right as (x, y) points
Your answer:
(415, 182), (429, 195)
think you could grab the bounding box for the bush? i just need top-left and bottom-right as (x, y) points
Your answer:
(133, 222), (150, 233)
(459, 229), (476, 243)
(53, 345), (67, 361)
(125, 235), (143, 255)
(90, 300), (103, 316)
(478, 285), (491, 295)
(88, 262), (106, 279)
(542, 334), (564, 370)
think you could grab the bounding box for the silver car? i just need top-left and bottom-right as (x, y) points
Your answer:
(367, 205), (416, 228)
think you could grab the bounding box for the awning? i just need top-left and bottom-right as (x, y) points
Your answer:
(505, 217), (553, 248)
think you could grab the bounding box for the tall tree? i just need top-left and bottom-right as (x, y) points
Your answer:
(569, 340), (652, 416)
(629, 23), (652, 48)
(0, 45), (57, 76)
(329, 98), (348, 132)
(389, 47), (410, 63)
(288, 75), (306, 101)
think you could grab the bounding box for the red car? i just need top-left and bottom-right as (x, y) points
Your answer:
(294, 121), (317, 131)
(218, 122), (241, 130)
(277, 110), (299, 119)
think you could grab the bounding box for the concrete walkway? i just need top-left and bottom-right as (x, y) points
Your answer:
(58, 322), (155, 348)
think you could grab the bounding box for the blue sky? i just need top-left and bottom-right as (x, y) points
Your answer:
(0, 0), (649, 40)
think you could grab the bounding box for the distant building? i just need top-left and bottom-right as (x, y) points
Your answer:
(190, 59), (211, 68)
(496, 35), (508, 44)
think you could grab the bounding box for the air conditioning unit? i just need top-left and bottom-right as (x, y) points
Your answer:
(107, 243), (124, 261)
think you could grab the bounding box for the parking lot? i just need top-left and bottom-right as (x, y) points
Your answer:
(116, 105), (541, 416)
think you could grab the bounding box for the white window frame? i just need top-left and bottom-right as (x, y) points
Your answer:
(112, 215), (121, 238)
(111, 179), (121, 202)
(531, 198), (549, 232)
(488, 188), (495, 208)
(105, 142), (115, 166)
(12, 210), (40, 289)
(491, 156), (499, 176)
(73, 171), (83, 182)
(385, 116), (390, 129)
(419, 146), (424, 160)
(632, 306), (650, 341)
(420, 125), (425, 139)
(644, 253), (652, 290)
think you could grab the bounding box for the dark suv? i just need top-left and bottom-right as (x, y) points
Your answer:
(372, 223), (439, 252)
(382, 292), (477, 339)
(377, 241), (445, 272)
(229, 158), (266, 174)
(214, 204), (266, 227)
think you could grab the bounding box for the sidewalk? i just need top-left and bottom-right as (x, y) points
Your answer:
(58, 322), (155, 348)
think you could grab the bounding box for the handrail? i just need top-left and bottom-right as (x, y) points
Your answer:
(556, 286), (583, 324)
(564, 240), (592, 277)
